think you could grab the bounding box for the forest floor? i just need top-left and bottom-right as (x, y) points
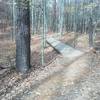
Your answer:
(16, 51), (100, 100)
(0, 32), (100, 100)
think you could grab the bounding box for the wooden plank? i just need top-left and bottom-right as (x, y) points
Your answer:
(47, 37), (84, 59)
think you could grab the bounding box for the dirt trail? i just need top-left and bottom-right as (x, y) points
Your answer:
(0, 33), (100, 100)
(17, 52), (100, 100)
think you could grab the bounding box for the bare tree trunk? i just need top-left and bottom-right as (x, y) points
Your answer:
(16, 1), (31, 73)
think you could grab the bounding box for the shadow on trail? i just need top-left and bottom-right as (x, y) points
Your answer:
(15, 52), (91, 99)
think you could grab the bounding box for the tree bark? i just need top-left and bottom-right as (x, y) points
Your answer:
(16, 1), (31, 73)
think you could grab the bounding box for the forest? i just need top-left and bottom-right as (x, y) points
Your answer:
(0, 0), (100, 99)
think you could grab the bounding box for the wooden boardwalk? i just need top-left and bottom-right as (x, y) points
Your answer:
(47, 37), (84, 60)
